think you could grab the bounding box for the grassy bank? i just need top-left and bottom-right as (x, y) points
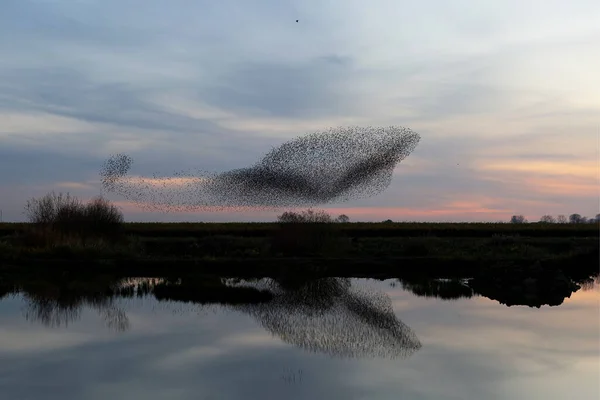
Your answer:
(1, 221), (598, 237)
(1, 222), (597, 274)
(1, 228), (597, 260)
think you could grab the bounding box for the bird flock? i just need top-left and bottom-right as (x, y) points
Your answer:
(100, 126), (420, 212)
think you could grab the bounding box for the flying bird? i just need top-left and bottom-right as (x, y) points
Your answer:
(100, 126), (420, 211)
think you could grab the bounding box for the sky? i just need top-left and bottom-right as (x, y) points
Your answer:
(0, 0), (598, 222)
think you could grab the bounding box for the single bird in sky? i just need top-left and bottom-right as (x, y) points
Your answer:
(296, 20), (299, 22)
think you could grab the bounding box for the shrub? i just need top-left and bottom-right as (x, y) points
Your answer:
(277, 209), (333, 223)
(24, 192), (82, 226)
(83, 196), (124, 238)
(22, 192), (124, 246)
(272, 209), (347, 256)
(510, 215), (527, 224)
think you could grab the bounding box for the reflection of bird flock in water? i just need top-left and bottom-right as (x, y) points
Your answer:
(234, 278), (421, 359)
(100, 126), (420, 211)
(19, 277), (421, 359)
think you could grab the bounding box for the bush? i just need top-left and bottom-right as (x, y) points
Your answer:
(272, 209), (348, 256)
(277, 209), (333, 223)
(24, 192), (82, 226)
(83, 196), (124, 237)
(22, 192), (124, 246)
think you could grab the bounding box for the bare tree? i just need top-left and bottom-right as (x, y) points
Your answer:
(556, 214), (568, 224)
(539, 215), (556, 223)
(24, 192), (82, 225)
(569, 213), (584, 224)
(510, 215), (527, 224)
(335, 214), (350, 223)
(277, 211), (303, 223)
(277, 209), (333, 223)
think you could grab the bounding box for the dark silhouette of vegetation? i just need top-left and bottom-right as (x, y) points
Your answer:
(2, 273), (423, 360)
(510, 215), (527, 224)
(539, 215), (556, 223)
(277, 209), (333, 223)
(152, 277), (273, 304)
(469, 263), (582, 308)
(335, 214), (350, 223)
(271, 209), (349, 256)
(509, 213), (599, 225)
(397, 269), (598, 308)
(7, 274), (130, 331)
(20, 192), (124, 247)
(569, 213), (584, 224)
(398, 278), (474, 300)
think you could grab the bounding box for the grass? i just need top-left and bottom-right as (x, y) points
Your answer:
(2, 232), (597, 262)
(1, 221), (598, 238)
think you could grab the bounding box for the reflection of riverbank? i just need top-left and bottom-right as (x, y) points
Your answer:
(6, 275), (132, 331)
(398, 272), (599, 308)
(1, 275), (422, 360)
(2, 265), (597, 340)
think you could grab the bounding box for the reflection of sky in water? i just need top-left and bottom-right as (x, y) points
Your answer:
(0, 279), (598, 400)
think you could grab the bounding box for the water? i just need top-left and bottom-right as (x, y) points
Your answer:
(1, 277), (598, 400)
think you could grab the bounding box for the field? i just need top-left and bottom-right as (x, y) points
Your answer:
(0, 222), (597, 273)
(1, 221), (597, 237)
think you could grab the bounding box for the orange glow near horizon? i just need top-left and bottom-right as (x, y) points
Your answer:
(112, 200), (518, 222)
(479, 159), (599, 180)
(118, 176), (211, 187)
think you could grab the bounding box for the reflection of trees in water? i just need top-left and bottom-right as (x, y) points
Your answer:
(398, 278), (473, 300)
(15, 277), (165, 331)
(580, 274), (600, 291)
(6, 275), (422, 359)
(10, 277), (133, 332)
(0, 284), (13, 300)
(235, 277), (421, 359)
(23, 293), (129, 332)
(399, 271), (600, 308)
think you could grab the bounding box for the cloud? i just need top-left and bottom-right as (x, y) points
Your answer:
(0, 67), (228, 136)
(201, 56), (359, 119)
(0, 0), (598, 221)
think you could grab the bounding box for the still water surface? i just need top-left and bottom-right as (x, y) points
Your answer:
(1, 278), (598, 400)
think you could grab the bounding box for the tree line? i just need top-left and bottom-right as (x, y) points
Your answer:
(510, 214), (600, 224)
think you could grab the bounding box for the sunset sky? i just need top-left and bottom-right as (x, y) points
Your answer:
(1, 0), (598, 222)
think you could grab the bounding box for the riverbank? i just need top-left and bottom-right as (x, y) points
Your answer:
(1, 223), (597, 277)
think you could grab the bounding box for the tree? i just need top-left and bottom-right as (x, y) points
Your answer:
(569, 213), (583, 224)
(335, 214), (350, 223)
(277, 211), (303, 223)
(510, 215), (527, 224)
(539, 215), (556, 223)
(382, 219), (394, 224)
(556, 215), (567, 224)
(277, 209), (333, 223)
